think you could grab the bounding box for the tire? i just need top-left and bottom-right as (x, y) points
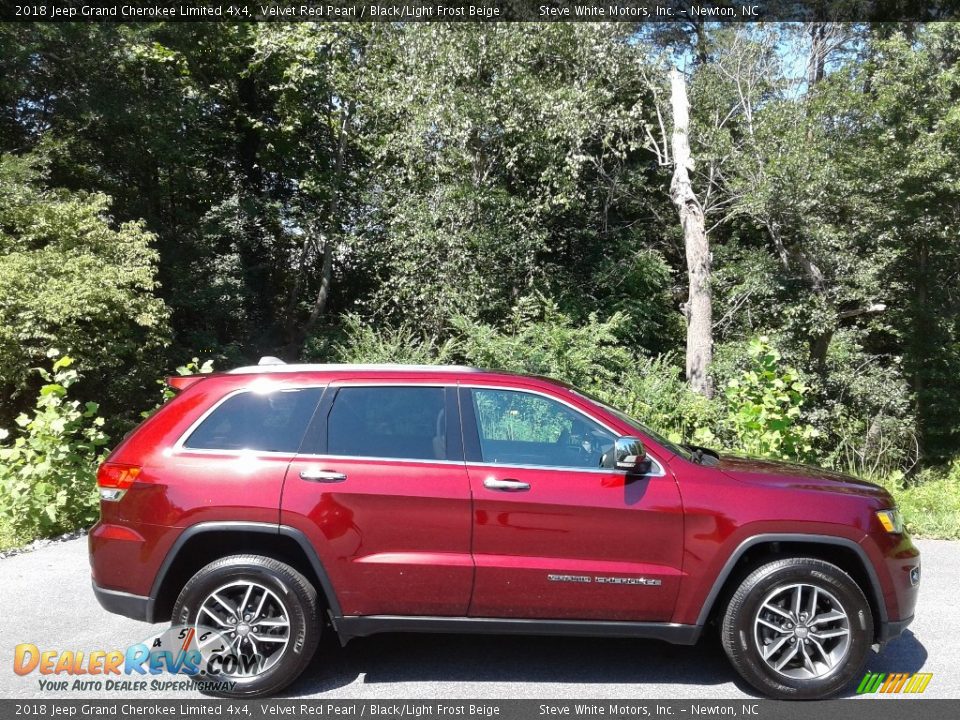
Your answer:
(720, 557), (873, 700)
(171, 554), (321, 698)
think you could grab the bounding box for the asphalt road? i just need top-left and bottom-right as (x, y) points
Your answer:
(0, 537), (956, 700)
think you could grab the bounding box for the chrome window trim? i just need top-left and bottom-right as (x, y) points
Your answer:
(286, 453), (666, 477)
(325, 381), (447, 388)
(466, 458), (666, 477)
(171, 448), (299, 460)
(291, 453), (466, 467)
(171, 384), (327, 455)
(459, 384), (668, 478)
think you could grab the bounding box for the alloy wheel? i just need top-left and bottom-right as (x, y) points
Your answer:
(753, 582), (851, 679)
(195, 580), (291, 679)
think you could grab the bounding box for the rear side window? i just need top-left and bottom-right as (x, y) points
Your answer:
(183, 387), (323, 453)
(327, 386), (446, 461)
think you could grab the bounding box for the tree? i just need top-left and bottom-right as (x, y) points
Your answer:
(669, 68), (713, 397)
(347, 24), (677, 350)
(0, 153), (170, 427)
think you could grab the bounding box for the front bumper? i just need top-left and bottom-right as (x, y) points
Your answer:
(878, 614), (914, 643)
(92, 580), (150, 622)
(861, 529), (920, 642)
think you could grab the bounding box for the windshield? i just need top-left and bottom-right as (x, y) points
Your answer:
(569, 388), (692, 460)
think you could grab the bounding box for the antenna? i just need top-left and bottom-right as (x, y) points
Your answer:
(257, 356), (286, 366)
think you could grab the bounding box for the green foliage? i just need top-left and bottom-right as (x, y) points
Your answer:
(0, 351), (108, 543)
(0, 152), (170, 431)
(354, 24), (675, 341)
(875, 462), (960, 539)
(324, 315), (458, 366)
(816, 331), (918, 478)
(142, 357), (216, 418)
(614, 356), (722, 448)
(452, 296), (634, 394)
(723, 337), (818, 461)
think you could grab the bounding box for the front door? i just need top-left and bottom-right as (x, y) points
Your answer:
(461, 386), (683, 622)
(281, 383), (474, 617)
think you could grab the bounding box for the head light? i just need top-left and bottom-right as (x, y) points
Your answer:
(876, 509), (904, 534)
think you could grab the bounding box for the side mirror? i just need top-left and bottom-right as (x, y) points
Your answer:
(614, 436), (648, 472)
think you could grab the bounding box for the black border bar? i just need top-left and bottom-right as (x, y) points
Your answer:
(3, 0), (960, 22)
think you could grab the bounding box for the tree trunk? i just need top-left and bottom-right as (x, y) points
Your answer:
(669, 69), (714, 398)
(803, 25), (835, 368)
(282, 103), (353, 359)
(807, 23), (828, 86)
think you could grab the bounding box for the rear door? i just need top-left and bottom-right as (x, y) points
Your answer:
(461, 385), (684, 622)
(281, 382), (474, 617)
(129, 384), (325, 528)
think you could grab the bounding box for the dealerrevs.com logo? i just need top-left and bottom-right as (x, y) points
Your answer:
(12, 625), (266, 692)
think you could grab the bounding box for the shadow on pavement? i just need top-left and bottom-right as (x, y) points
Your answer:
(282, 628), (928, 699)
(282, 631), (762, 697)
(837, 630), (928, 696)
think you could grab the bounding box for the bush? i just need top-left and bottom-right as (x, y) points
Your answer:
(324, 315), (458, 365)
(0, 351), (108, 543)
(0, 153), (170, 434)
(816, 330), (918, 477)
(722, 337), (818, 461)
(451, 296), (635, 394)
(613, 355), (721, 446)
(875, 462), (960, 539)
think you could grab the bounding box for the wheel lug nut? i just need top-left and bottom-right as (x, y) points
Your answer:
(785, 623), (793, 629)
(244, 615), (251, 621)
(789, 637), (796, 643)
(228, 617), (236, 624)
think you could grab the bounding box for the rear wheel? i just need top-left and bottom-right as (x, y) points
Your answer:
(721, 557), (873, 699)
(171, 555), (320, 698)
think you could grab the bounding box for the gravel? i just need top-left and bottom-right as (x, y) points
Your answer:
(0, 528), (87, 560)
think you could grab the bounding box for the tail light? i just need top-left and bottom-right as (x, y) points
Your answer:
(97, 463), (141, 501)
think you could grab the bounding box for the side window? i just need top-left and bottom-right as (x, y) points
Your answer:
(184, 387), (323, 453)
(328, 386), (447, 461)
(470, 388), (615, 469)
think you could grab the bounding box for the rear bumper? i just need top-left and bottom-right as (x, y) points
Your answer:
(91, 580), (150, 622)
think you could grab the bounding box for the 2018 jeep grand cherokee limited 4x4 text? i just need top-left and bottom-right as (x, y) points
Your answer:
(89, 361), (920, 699)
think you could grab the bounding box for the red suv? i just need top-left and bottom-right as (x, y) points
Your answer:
(90, 362), (920, 699)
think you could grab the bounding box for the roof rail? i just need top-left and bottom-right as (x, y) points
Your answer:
(228, 363), (481, 375)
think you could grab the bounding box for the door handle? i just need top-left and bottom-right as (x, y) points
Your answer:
(483, 477), (530, 492)
(299, 468), (347, 483)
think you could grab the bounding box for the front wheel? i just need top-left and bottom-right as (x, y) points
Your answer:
(171, 554), (320, 697)
(721, 557), (873, 699)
